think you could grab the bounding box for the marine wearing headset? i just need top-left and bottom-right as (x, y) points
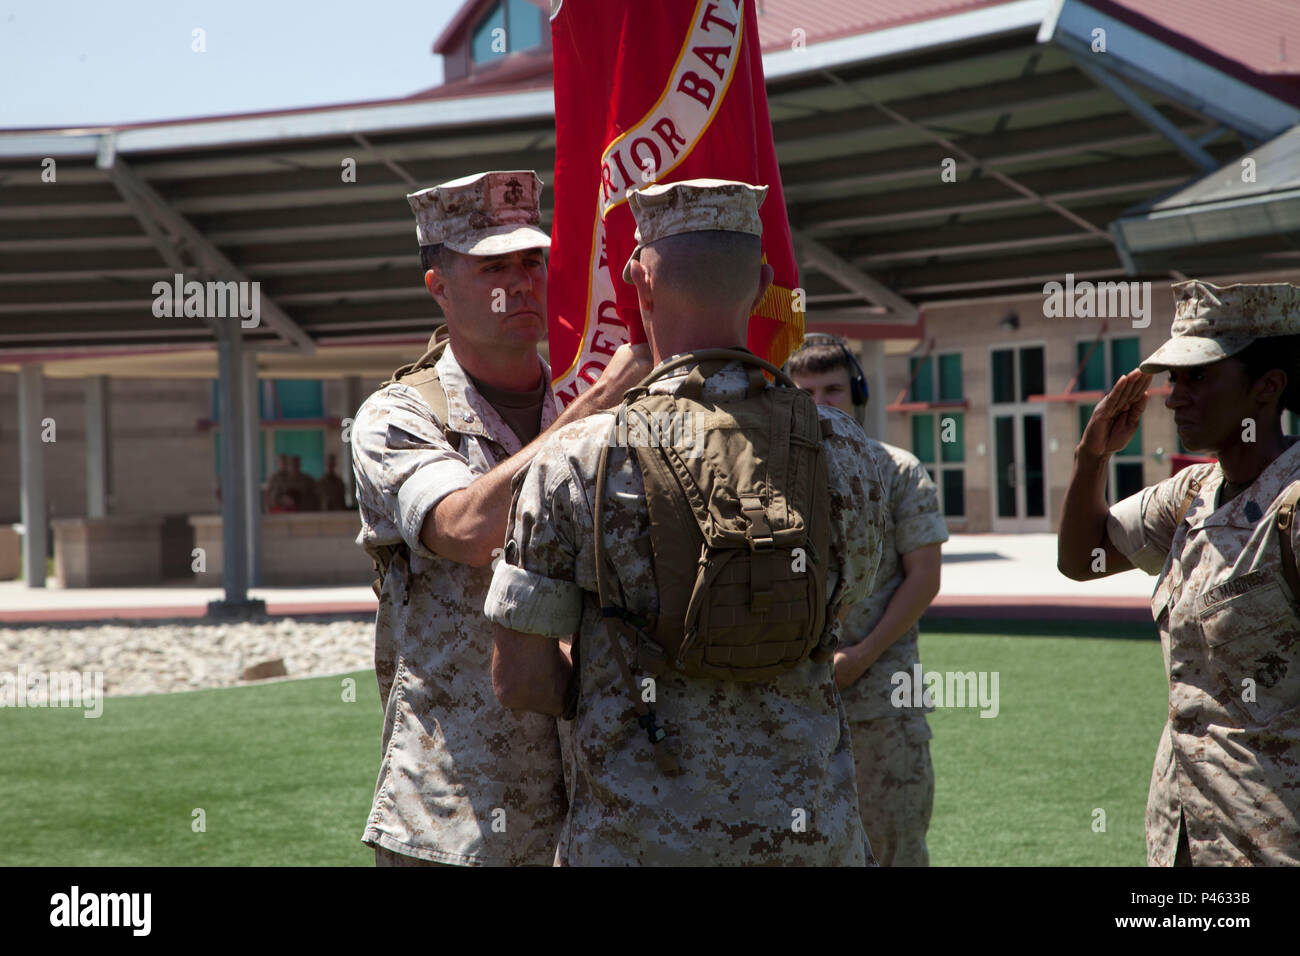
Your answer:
(787, 333), (948, 866)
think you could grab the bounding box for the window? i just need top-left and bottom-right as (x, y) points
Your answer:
(907, 351), (965, 517)
(911, 412), (965, 518)
(471, 0), (543, 65)
(992, 346), (1043, 402)
(1075, 335), (1143, 501)
(211, 378), (328, 484)
(909, 352), (962, 405)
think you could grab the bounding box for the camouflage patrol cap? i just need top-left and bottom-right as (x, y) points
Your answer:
(622, 178), (767, 283)
(1139, 280), (1300, 373)
(406, 170), (551, 255)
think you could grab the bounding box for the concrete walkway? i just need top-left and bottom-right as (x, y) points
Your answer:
(0, 534), (1158, 624)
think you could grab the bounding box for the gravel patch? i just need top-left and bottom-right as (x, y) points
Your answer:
(0, 614), (375, 698)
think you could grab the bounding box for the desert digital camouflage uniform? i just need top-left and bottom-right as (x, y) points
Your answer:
(1104, 279), (1300, 866)
(351, 343), (567, 866)
(484, 359), (886, 866)
(839, 440), (948, 866)
(1108, 442), (1300, 866)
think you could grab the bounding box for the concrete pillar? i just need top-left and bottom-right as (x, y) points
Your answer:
(85, 375), (109, 518)
(215, 323), (249, 604)
(858, 340), (887, 442)
(342, 375), (364, 509)
(241, 349), (262, 588)
(17, 365), (47, 587)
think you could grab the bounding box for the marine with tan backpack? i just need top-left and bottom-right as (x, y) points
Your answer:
(485, 178), (888, 865)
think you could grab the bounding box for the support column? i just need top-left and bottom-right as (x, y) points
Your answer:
(858, 340), (887, 442)
(342, 375), (363, 509)
(209, 322), (264, 617)
(85, 375), (110, 518)
(17, 365), (47, 587)
(241, 350), (262, 589)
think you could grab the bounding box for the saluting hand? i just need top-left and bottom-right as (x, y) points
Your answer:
(1079, 368), (1151, 457)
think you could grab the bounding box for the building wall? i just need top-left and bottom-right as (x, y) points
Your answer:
(876, 283), (1187, 534)
(0, 374), (216, 524)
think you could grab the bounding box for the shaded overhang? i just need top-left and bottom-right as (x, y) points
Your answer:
(1109, 122), (1300, 275)
(3, 0), (1299, 377)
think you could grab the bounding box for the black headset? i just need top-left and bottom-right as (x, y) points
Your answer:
(793, 333), (869, 406)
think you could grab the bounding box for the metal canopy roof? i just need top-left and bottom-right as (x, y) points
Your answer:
(1111, 122), (1300, 274)
(2, 0), (1298, 376)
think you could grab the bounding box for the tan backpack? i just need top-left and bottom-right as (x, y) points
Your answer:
(593, 349), (838, 774)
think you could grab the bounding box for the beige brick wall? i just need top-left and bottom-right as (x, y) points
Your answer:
(0, 375), (215, 523)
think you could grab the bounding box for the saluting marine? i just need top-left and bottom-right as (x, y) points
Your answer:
(1060, 280), (1300, 866)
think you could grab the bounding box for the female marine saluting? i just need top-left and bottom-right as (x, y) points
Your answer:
(1059, 279), (1300, 866)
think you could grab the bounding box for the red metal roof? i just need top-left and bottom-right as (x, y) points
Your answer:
(1097, 0), (1300, 76)
(753, 0), (1016, 52)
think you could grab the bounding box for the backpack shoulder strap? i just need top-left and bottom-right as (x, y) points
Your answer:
(387, 325), (451, 428)
(1276, 481), (1300, 602)
(1173, 475), (1203, 527)
(397, 367), (449, 429)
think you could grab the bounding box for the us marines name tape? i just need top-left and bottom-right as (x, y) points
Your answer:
(1198, 569), (1271, 612)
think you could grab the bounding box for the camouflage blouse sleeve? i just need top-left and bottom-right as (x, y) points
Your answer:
(350, 383), (477, 560)
(1106, 464), (1210, 575)
(484, 434), (586, 638)
(889, 447), (950, 555)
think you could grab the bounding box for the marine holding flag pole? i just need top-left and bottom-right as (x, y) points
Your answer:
(547, 0), (803, 407)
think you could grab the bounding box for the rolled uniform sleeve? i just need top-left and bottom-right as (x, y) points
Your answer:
(352, 383), (474, 560)
(485, 439), (585, 637)
(1106, 466), (1205, 575)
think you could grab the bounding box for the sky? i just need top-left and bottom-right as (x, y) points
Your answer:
(0, 0), (466, 129)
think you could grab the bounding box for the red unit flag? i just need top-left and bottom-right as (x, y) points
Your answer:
(548, 0), (803, 406)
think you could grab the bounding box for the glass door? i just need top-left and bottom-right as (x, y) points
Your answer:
(990, 346), (1050, 532)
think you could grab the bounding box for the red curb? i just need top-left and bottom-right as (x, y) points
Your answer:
(927, 593), (1151, 622)
(0, 600), (377, 625)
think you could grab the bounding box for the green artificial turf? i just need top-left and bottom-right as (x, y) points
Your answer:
(919, 624), (1168, 866)
(0, 671), (382, 866)
(0, 625), (1168, 866)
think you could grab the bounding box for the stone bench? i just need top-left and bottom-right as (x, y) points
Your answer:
(52, 515), (164, 587)
(189, 511), (369, 587)
(0, 525), (19, 580)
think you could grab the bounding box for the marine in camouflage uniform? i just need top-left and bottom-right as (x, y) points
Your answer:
(484, 179), (887, 865)
(837, 444), (946, 866)
(1063, 280), (1300, 866)
(788, 338), (947, 867)
(352, 170), (648, 866)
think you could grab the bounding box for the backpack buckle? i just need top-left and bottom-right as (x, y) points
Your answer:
(740, 495), (774, 551)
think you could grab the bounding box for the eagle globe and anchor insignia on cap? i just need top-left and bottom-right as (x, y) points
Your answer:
(405, 170), (550, 256)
